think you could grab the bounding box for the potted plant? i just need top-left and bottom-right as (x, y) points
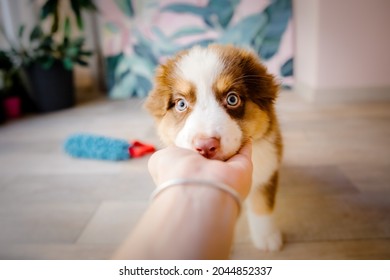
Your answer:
(0, 0), (97, 113)
(24, 22), (93, 112)
(0, 50), (22, 122)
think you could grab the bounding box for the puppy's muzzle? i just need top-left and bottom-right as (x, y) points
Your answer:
(193, 136), (220, 159)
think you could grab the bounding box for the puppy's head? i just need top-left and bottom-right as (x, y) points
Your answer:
(145, 44), (278, 160)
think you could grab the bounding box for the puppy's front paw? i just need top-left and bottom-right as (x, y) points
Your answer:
(247, 212), (283, 252)
(251, 228), (283, 251)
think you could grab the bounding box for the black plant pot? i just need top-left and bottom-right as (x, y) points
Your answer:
(0, 94), (6, 124)
(26, 61), (75, 113)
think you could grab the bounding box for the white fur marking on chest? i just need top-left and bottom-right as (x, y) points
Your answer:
(251, 136), (279, 189)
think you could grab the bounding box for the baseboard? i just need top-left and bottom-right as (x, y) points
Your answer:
(294, 82), (390, 104)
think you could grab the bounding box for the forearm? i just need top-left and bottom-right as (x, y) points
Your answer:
(113, 184), (239, 259)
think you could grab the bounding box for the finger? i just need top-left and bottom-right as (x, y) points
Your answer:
(148, 146), (200, 182)
(238, 139), (252, 160)
(147, 146), (179, 178)
(227, 140), (252, 164)
(148, 150), (161, 182)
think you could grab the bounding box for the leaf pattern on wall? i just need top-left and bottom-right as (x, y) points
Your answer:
(114, 0), (134, 18)
(163, 0), (240, 29)
(281, 57), (293, 77)
(103, 0), (293, 98)
(259, 0), (292, 59)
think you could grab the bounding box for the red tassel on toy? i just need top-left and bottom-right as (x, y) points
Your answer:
(129, 141), (156, 158)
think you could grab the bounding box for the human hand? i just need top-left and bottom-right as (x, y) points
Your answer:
(148, 141), (253, 199)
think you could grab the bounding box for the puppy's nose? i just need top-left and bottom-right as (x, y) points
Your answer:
(193, 137), (220, 159)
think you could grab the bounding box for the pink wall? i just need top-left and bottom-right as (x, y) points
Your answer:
(294, 0), (320, 89)
(294, 0), (390, 100)
(317, 0), (390, 89)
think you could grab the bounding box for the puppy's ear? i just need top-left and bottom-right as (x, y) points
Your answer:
(143, 65), (172, 120)
(242, 52), (279, 110)
(144, 90), (168, 120)
(144, 50), (190, 120)
(248, 71), (279, 110)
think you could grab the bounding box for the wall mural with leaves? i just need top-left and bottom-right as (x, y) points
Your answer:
(100, 0), (293, 98)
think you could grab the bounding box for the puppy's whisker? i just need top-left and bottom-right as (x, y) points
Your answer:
(230, 75), (266, 87)
(228, 75), (270, 86)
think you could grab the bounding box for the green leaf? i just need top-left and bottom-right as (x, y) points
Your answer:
(41, 56), (55, 69)
(259, 0), (292, 59)
(114, 0), (134, 18)
(40, 0), (58, 20)
(115, 54), (155, 81)
(111, 73), (136, 99)
(88, 0), (98, 11)
(40, 0), (60, 33)
(76, 58), (88, 66)
(64, 17), (71, 39)
(162, 4), (210, 18)
(18, 25), (25, 39)
(169, 26), (206, 39)
(63, 57), (73, 70)
(104, 22), (120, 34)
(206, 0), (240, 28)
(0, 50), (13, 71)
(105, 53), (123, 90)
(79, 50), (93, 56)
(218, 13), (267, 46)
(29, 25), (43, 42)
(62, 36), (69, 48)
(134, 75), (152, 97)
(281, 57), (293, 77)
(51, 5), (59, 33)
(79, 0), (98, 12)
(66, 46), (79, 57)
(40, 36), (54, 49)
(72, 37), (85, 47)
(161, 1), (239, 29)
(150, 28), (182, 56)
(70, 0), (83, 30)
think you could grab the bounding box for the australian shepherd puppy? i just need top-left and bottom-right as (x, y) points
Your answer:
(144, 44), (283, 251)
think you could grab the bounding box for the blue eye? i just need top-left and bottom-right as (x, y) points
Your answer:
(226, 92), (240, 107)
(175, 98), (188, 112)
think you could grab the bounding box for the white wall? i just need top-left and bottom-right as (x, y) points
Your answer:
(293, 0), (320, 89)
(0, 0), (39, 48)
(294, 0), (390, 102)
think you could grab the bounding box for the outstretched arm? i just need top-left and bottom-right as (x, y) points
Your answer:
(113, 141), (252, 259)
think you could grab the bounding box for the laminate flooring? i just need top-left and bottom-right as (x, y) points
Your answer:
(0, 91), (389, 259)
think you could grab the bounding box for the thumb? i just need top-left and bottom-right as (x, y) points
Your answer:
(227, 140), (252, 165)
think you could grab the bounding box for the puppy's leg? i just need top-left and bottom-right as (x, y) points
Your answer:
(247, 172), (282, 251)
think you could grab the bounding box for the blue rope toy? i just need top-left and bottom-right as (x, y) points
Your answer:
(64, 133), (155, 161)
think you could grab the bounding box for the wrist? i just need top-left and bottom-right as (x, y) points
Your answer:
(151, 179), (242, 216)
(121, 180), (240, 259)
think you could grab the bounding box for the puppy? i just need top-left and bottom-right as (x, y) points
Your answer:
(144, 44), (283, 251)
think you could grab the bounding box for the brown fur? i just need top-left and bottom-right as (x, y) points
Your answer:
(250, 171), (279, 214)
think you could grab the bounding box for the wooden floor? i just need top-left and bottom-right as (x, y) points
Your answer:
(0, 91), (389, 259)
